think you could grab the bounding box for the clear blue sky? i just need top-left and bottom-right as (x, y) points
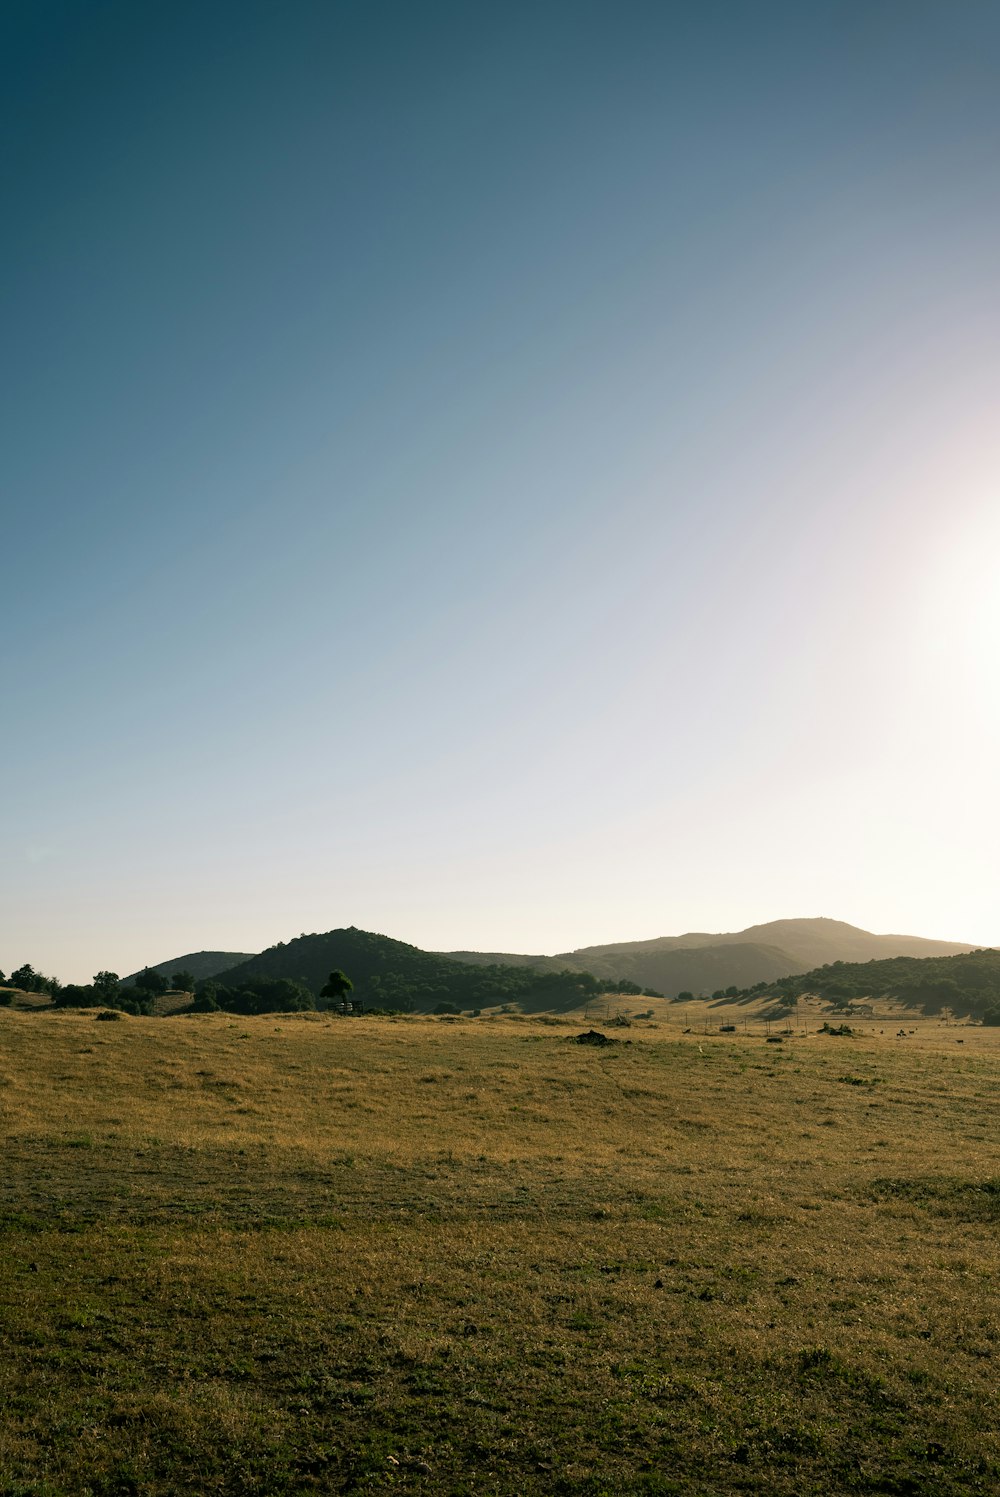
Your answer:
(4, 1), (1000, 981)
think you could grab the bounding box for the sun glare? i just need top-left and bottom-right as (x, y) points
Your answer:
(919, 503), (1000, 707)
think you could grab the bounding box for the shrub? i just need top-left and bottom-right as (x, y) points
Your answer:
(189, 991), (220, 1013)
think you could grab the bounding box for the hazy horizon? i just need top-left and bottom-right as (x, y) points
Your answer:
(5, 2), (999, 983)
(10, 909), (994, 991)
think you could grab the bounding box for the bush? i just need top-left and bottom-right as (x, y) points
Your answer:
(53, 984), (95, 1008)
(113, 988), (155, 1015)
(188, 991), (220, 1013)
(199, 977), (315, 1015)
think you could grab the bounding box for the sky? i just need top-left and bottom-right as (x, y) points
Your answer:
(3, 0), (1000, 982)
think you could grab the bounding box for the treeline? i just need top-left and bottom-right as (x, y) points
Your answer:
(193, 977), (315, 1014)
(196, 967), (658, 1017)
(0, 964), (200, 1011)
(3, 929), (664, 1017)
(0, 963), (319, 1016)
(690, 949), (1000, 1023)
(20, 966), (198, 1014)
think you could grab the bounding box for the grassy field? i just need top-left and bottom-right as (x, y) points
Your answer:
(2, 1007), (1000, 1495)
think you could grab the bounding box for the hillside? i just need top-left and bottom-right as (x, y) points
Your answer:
(209, 928), (605, 1013)
(440, 950), (566, 973)
(756, 946), (1000, 1022)
(122, 951), (256, 985)
(444, 918), (976, 997)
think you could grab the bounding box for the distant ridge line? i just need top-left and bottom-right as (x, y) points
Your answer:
(440, 918), (979, 999)
(126, 919), (989, 1007)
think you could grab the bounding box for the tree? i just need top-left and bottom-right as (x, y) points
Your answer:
(93, 971), (120, 1001)
(320, 969), (353, 1007)
(113, 986), (155, 1015)
(220, 977), (314, 1015)
(190, 984), (220, 1013)
(171, 970), (196, 993)
(135, 968), (168, 995)
(56, 983), (95, 1008)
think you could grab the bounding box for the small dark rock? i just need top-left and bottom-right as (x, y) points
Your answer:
(574, 1029), (616, 1046)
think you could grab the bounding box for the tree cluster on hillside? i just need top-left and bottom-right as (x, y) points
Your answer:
(691, 949), (1000, 1023)
(193, 976), (315, 1015)
(2, 963), (61, 996)
(52, 967), (199, 1014)
(55, 969), (151, 1013)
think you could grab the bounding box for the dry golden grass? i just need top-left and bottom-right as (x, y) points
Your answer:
(2, 1008), (1000, 1494)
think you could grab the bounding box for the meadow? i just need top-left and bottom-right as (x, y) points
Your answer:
(2, 1006), (1000, 1495)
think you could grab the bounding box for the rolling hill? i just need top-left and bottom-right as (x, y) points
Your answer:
(755, 945), (1000, 1023)
(208, 928), (605, 1013)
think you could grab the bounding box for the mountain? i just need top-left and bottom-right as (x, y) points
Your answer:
(209, 928), (603, 1013)
(128, 919), (985, 1013)
(699, 918), (976, 968)
(443, 919), (977, 999)
(122, 951), (256, 986)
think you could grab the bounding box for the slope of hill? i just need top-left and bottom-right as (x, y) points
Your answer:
(443, 918), (977, 998)
(209, 928), (602, 1013)
(759, 946), (1000, 1022)
(123, 951), (256, 985)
